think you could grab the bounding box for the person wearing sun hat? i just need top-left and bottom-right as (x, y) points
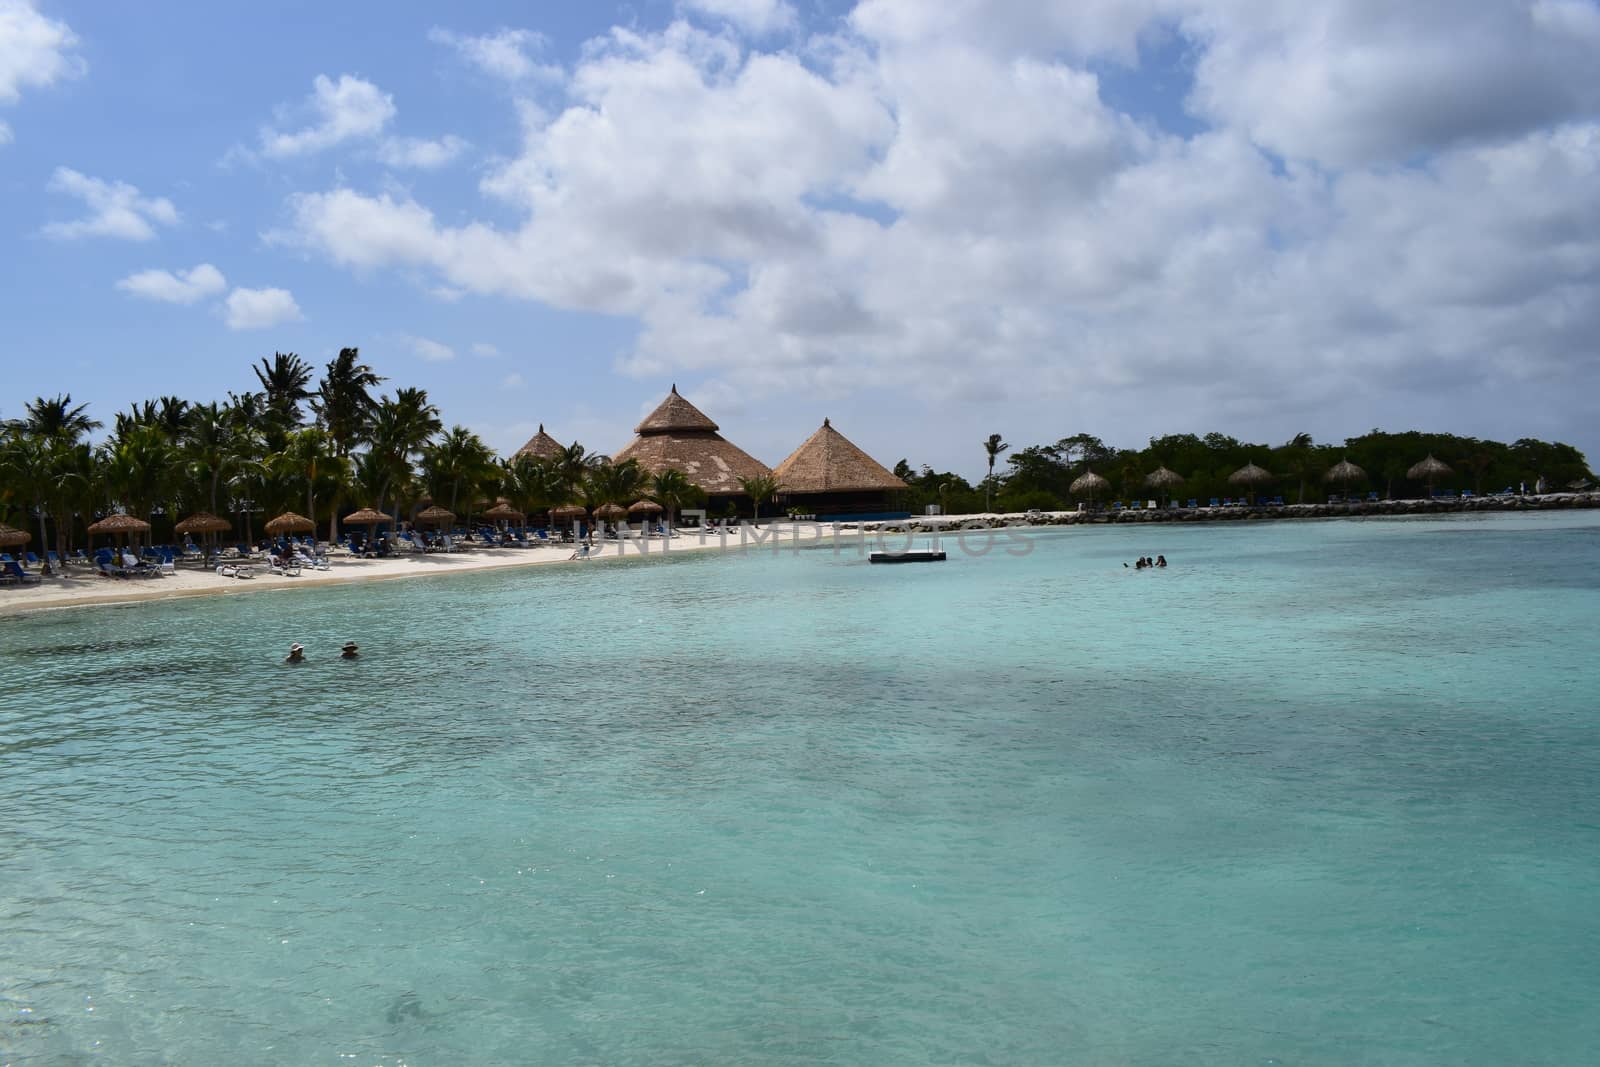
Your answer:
(340, 641), (360, 659)
(285, 642), (305, 664)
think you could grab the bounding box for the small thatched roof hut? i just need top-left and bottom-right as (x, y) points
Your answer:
(613, 386), (771, 503)
(514, 424), (565, 462)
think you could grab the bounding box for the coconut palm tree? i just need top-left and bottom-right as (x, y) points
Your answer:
(738, 473), (783, 523)
(98, 424), (180, 542)
(366, 388), (442, 528)
(421, 426), (498, 515)
(277, 427), (343, 541)
(253, 351), (315, 447)
(554, 441), (600, 503)
(583, 457), (647, 510)
(1276, 432), (1315, 504)
(9, 393), (101, 442)
(311, 347), (385, 540)
(983, 433), (1008, 512)
(1, 432), (91, 572)
(649, 468), (700, 527)
(503, 453), (565, 525)
(183, 402), (262, 517)
(312, 348), (384, 453)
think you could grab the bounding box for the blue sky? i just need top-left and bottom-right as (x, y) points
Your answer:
(4, 0), (1598, 478)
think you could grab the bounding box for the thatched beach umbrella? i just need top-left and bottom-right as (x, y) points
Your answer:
(0, 523), (31, 548)
(594, 503), (628, 526)
(483, 502), (526, 523)
(265, 511), (315, 535)
(343, 507), (388, 549)
(175, 511), (232, 563)
(1144, 466), (1184, 505)
(88, 512), (151, 550)
(1070, 469), (1110, 505)
(628, 499), (663, 516)
(415, 505), (456, 527)
(550, 504), (587, 522)
(1324, 459), (1367, 487)
(1407, 454), (1453, 496)
(1229, 462), (1275, 504)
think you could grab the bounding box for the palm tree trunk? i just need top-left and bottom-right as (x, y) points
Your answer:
(36, 509), (50, 574)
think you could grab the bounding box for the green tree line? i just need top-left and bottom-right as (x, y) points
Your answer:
(894, 430), (1595, 514)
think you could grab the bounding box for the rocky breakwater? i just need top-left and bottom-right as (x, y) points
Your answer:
(855, 492), (1600, 534)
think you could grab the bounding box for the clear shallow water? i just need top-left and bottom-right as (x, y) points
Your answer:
(3, 512), (1599, 1065)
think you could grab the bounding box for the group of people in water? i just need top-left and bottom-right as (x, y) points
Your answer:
(284, 641), (360, 663)
(1128, 555), (1168, 569)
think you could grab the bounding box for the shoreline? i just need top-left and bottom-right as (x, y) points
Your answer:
(0, 525), (852, 619)
(3, 496), (1595, 618)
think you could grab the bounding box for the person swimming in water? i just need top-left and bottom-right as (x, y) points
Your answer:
(285, 642), (305, 664)
(341, 641), (359, 659)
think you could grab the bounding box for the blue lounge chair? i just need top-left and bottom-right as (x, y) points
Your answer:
(4, 560), (41, 584)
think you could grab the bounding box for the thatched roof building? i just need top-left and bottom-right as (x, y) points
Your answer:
(514, 424), (565, 462)
(613, 386), (771, 498)
(772, 418), (908, 519)
(775, 419), (906, 491)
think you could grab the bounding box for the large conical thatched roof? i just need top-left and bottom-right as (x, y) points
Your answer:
(634, 385), (720, 434)
(772, 419), (907, 494)
(614, 386), (771, 495)
(514, 424), (565, 462)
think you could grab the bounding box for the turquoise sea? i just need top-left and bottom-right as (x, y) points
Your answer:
(3, 512), (1599, 1065)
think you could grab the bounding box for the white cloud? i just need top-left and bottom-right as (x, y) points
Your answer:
(0, 0), (84, 135)
(43, 168), (178, 241)
(1183, 0), (1600, 167)
(378, 134), (468, 169)
(115, 263), (227, 304)
(407, 336), (456, 361)
(682, 0), (797, 36)
(502, 372), (525, 388)
(472, 342), (500, 357)
(280, 6), (1600, 467)
(260, 74), (395, 158)
(428, 27), (563, 83)
(225, 287), (302, 330)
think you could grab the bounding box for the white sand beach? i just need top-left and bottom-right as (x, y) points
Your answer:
(0, 523), (856, 617)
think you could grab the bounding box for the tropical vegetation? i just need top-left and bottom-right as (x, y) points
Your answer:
(0, 350), (687, 565)
(898, 430), (1595, 515)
